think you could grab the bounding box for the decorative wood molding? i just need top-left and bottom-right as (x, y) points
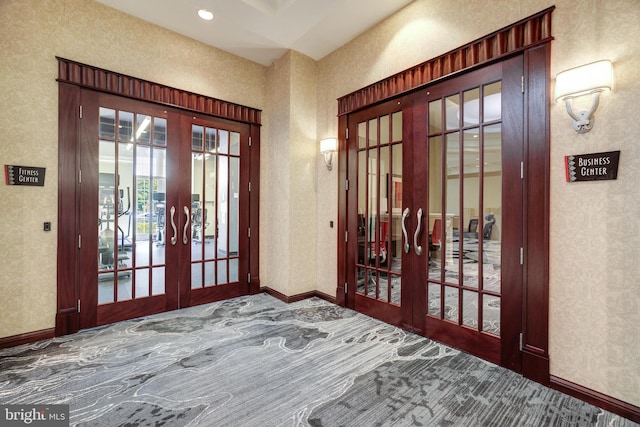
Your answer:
(0, 328), (55, 349)
(550, 376), (640, 423)
(56, 57), (262, 126)
(337, 6), (554, 115)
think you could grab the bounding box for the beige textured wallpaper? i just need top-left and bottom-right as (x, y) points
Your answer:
(315, 0), (640, 407)
(263, 51), (319, 297)
(263, 52), (292, 295)
(288, 51), (319, 296)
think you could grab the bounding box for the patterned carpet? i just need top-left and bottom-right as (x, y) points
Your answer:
(0, 294), (636, 426)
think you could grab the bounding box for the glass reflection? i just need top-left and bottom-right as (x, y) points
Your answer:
(136, 115), (151, 144)
(192, 153), (204, 261)
(218, 130), (229, 154)
(229, 157), (240, 256)
(218, 156), (229, 256)
(98, 140), (116, 305)
(191, 264), (203, 289)
(444, 285), (458, 322)
(428, 136), (443, 281)
(368, 119), (377, 147)
(392, 111), (402, 141)
(483, 295), (500, 335)
(229, 258), (239, 282)
(428, 100), (441, 134)
(462, 290), (477, 329)
(203, 153), (216, 252)
(462, 130), (480, 290)
(117, 142), (133, 269)
(205, 261), (215, 286)
(483, 82), (502, 122)
(99, 108), (116, 139)
(154, 117), (167, 146)
(463, 88), (480, 126)
(152, 267), (165, 295)
(428, 282), (440, 316)
(445, 95), (460, 131)
(380, 115), (389, 145)
(206, 128), (217, 152)
(217, 261), (227, 284)
(358, 121), (367, 149)
(445, 132), (459, 285)
(136, 269), (150, 298)
(483, 123), (502, 295)
(192, 125), (204, 150)
(230, 132), (240, 156)
(118, 111), (134, 141)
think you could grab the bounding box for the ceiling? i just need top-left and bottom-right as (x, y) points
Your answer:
(95, 0), (414, 66)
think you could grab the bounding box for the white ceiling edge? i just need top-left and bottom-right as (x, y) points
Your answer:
(94, 0), (414, 66)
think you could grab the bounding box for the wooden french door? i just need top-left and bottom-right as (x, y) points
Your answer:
(412, 57), (524, 367)
(78, 92), (250, 328)
(346, 100), (407, 327)
(179, 114), (250, 308)
(346, 56), (524, 368)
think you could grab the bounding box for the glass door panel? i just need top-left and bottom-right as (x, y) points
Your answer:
(426, 78), (503, 339)
(353, 106), (403, 322)
(190, 122), (242, 293)
(80, 91), (252, 329)
(97, 107), (167, 305)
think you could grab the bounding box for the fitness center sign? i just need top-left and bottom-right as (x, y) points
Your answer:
(4, 165), (46, 187)
(564, 150), (620, 182)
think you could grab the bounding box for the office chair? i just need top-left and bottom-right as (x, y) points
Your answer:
(483, 214), (496, 239)
(369, 220), (389, 266)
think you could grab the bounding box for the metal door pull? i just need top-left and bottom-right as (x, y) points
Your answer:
(170, 206), (177, 246)
(402, 207), (411, 253)
(414, 208), (423, 256)
(183, 206), (190, 245)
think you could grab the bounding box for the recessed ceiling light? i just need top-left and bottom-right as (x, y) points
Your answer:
(198, 9), (214, 21)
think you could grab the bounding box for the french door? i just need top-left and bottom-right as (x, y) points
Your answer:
(78, 92), (250, 328)
(346, 100), (406, 327)
(413, 57), (523, 366)
(346, 57), (524, 368)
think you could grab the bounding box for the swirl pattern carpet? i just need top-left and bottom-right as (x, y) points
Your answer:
(0, 294), (636, 426)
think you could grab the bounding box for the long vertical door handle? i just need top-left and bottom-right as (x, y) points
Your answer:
(170, 206), (177, 246)
(414, 208), (423, 256)
(183, 206), (190, 245)
(401, 207), (411, 253)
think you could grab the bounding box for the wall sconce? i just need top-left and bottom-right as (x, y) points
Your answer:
(554, 60), (614, 134)
(320, 138), (337, 171)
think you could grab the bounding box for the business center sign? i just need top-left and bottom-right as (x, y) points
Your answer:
(564, 150), (620, 182)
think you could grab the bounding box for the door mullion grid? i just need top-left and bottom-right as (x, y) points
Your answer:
(375, 117), (382, 299)
(113, 110), (121, 303)
(363, 124), (370, 297)
(439, 98), (447, 321)
(387, 118), (394, 304)
(201, 126), (207, 285)
(457, 92), (464, 327)
(478, 84), (486, 333)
